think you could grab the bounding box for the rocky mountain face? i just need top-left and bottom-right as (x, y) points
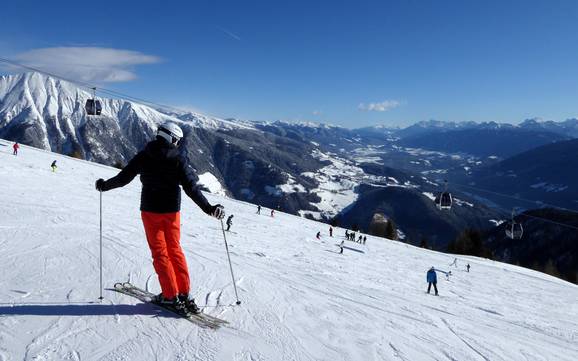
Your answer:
(0, 72), (326, 214)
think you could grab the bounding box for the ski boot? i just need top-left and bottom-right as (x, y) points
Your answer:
(178, 294), (200, 314)
(151, 293), (188, 316)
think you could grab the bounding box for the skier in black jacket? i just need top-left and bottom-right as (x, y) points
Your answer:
(95, 122), (225, 314)
(226, 215), (234, 231)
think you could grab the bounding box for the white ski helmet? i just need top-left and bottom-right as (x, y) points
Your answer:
(157, 122), (183, 146)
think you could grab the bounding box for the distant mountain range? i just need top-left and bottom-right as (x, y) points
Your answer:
(4, 71), (578, 252)
(397, 128), (571, 158)
(462, 138), (578, 211)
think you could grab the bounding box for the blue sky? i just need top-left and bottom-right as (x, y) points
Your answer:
(2, 0), (578, 128)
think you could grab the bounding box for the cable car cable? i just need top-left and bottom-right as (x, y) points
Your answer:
(517, 212), (578, 231)
(0, 57), (189, 115)
(444, 180), (578, 215)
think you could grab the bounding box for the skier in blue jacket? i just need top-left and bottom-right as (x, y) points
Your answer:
(426, 267), (438, 296)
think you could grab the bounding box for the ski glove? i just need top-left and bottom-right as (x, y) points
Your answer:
(211, 204), (225, 220)
(95, 178), (106, 192)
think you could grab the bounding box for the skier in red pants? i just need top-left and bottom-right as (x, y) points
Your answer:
(95, 122), (225, 315)
(13, 142), (19, 155)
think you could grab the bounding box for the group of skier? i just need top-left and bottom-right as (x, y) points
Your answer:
(11, 121), (465, 316)
(255, 204), (276, 218)
(345, 230), (366, 244)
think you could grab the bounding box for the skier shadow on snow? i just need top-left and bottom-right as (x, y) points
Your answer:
(340, 245), (365, 254)
(324, 249), (341, 254)
(0, 303), (181, 318)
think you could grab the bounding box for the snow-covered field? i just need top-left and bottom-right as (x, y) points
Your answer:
(1, 139), (577, 361)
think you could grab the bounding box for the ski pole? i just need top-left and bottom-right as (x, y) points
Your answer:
(220, 218), (241, 305)
(99, 191), (103, 301)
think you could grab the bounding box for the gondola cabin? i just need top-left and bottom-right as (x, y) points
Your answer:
(435, 192), (453, 210)
(85, 99), (102, 116)
(505, 222), (523, 239)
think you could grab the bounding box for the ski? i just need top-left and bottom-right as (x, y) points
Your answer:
(112, 282), (228, 329)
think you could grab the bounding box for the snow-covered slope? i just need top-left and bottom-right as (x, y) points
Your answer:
(1, 139), (577, 360)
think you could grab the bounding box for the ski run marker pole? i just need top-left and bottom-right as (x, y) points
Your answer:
(99, 191), (103, 300)
(220, 218), (242, 305)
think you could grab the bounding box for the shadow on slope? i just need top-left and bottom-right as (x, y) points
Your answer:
(0, 303), (173, 317)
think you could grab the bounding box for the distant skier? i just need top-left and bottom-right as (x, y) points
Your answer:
(363, 236), (367, 244)
(358, 235), (363, 243)
(345, 230), (349, 239)
(51, 160), (57, 172)
(257, 205), (261, 214)
(226, 214), (234, 232)
(316, 231), (321, 240)
(426, 267), (439, 296)
(329, 226), (333, 237)
(339, 240), (344, 254)
(94, 122), (225, 315)
(450, 258), (458, 268)
(270, 209), (275, 217)
(351, 232), (356, 242)
(12, 142), (19, 156)
(466, 263), (470, 273)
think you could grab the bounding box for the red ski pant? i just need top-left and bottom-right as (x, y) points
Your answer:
(141, 211), (189, 299)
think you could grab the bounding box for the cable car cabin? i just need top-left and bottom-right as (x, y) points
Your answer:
(85, 99), (102, 115)
(505, 222), (523, 239)
(435, 192), (453, 210)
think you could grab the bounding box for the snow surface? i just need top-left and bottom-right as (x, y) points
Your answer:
(301, 150), (361, 218)
(1, 139), (578, 360)
(197, 172), (226, 196)
(276, 174), (307, 194)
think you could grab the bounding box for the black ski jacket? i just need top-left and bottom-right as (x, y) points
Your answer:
(100, 138), (212, 214)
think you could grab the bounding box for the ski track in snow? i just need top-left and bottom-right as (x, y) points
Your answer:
(0, 139), (577, 360)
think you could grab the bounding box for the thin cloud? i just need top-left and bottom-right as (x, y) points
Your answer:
(312, 110), (322, 116)
(10, 47), (161, 82)
(358, 99), (402, 112)
(217, 26), (241, 41)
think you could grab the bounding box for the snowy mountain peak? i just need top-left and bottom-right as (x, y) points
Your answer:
(0, 71), (252, 130)
(0, 72), (254, 160)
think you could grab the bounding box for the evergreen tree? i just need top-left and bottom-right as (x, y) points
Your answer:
(385, 219), (397, 240)
(69, 149), (83, 159)
(544, 259), (561, 278)
(368, 213), (387, 238)
(419, 236), (429, 249)
(448, 229), (491, 258)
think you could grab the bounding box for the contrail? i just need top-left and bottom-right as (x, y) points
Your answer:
(217, 26), (241, 41)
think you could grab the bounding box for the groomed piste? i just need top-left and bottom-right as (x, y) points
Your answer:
(1, 138), (577, 360)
